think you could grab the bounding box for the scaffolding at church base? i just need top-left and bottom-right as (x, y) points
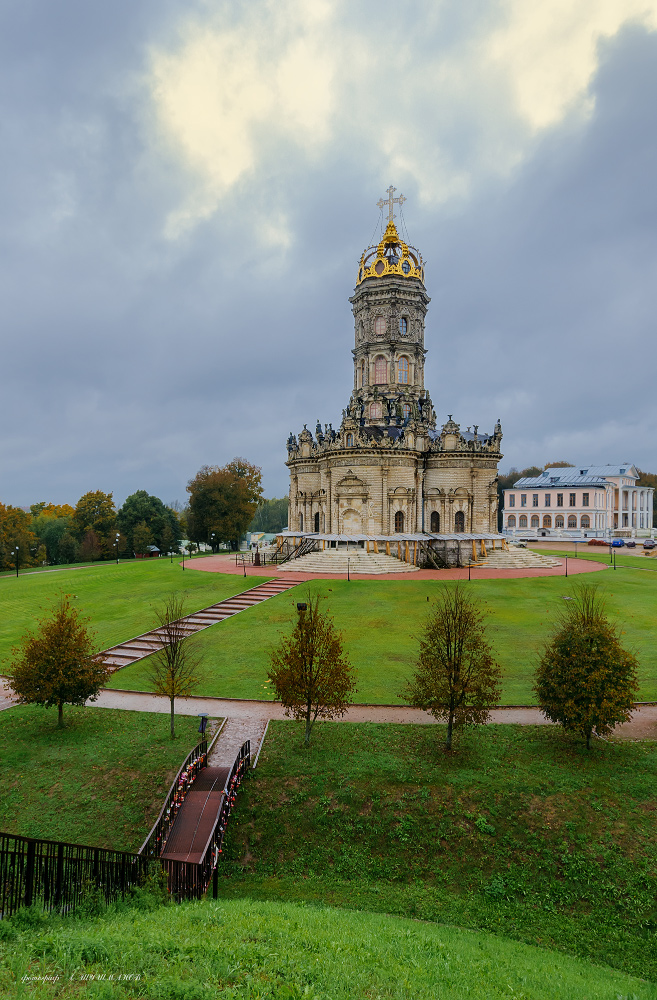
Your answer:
(272, 531), (508, 569)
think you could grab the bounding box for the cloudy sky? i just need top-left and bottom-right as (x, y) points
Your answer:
(2, 0), (657, 508)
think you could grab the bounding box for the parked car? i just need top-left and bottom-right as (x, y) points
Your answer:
(611, 538), (625, 547)
(643, 539), (656, 549)
(587, 538), (607, 546)
(626, 540), (636, 548)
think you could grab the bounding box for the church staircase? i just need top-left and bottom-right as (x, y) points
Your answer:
(277, 548), (419, 574)
(476, 548), (562, 570)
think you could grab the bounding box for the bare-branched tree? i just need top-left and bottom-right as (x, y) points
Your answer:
(147, 594), (201, 739)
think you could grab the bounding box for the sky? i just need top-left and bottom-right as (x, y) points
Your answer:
(2, 0), (657, 508)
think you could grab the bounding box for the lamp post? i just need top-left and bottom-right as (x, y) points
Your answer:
(210, 531), (215, 554)
(13, 546), (19, 578)
(182, 547), (185, 571)
(114, 532), (120, 564)
(347, 556), (350, 582)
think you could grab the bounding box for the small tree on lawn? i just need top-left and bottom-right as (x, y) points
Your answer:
(147, 594), (200, 739)
(535, 583), (638, 748)
(403, 583), (501, 750)
(10, 595), (109, 727)
(268, 593), (357, 745)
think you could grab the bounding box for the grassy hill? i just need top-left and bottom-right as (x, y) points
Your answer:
(220, 721), (657, 981)
(1, 898), (654, 999)
(0, 706), (201, 851)
(108, 568), (657, 703)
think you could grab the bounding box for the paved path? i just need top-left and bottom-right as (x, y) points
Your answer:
(207, 716), (269, 767)
(188, 553), (606, 582)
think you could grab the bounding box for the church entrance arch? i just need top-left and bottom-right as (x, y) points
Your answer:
(342, 508), (362, 534)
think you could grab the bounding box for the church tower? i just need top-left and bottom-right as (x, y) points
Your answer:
(285, 189), (503, 548)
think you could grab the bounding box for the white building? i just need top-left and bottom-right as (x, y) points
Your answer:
(503, 465), (654, 538)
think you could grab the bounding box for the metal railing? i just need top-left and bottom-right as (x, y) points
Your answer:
(161, 740), (251, 902)
(0, 831), (149, 919)
(139, 740), (208, 859)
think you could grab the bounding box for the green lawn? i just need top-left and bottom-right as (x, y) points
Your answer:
(220, 721), (657, 982)
(2, 898), (653, 1000)
(0, 558), (257, 673)
(108, 567), (657, 704)
(0, 706), (203, 851)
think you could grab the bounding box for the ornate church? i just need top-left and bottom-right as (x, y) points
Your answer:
(285, 190), (503, 544)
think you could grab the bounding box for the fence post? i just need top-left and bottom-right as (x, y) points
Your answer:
(24, 839), (36, 907)
(213, 866), (218, 899)
(54, 843), (64, 905)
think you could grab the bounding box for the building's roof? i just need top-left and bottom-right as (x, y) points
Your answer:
(513, 473), (609, 488)
(277, 531), (505, 542)
(146, 545), (160, 552)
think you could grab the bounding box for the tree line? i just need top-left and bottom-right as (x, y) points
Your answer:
(0, 457), (290, 571)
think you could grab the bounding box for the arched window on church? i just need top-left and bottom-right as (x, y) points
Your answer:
(507, 514), (516, 527)
(519, 514), (527, 528)
(543, 514), (552, 528)
(299, 513), (303, 531)
(374, 356), (387, 384)
(397, 356), (409, 384)
(531, 515), (539, 528)
(568, 515), (577, 528)
(360, 360), (365, 387)
(455, 510), (465, 532)
(374, 316), (386, 337)
(394, 510), (404, 533)
(369, 403), (382, 419)
(430, 511), (440, 533)
(403, 404), (411, 420)
(346, 433), (354, 446)
(399, 317), (408, 336)
(314, 511), (320, 533)
(555, 514), (564, 528)
(581, 514), (590, 529)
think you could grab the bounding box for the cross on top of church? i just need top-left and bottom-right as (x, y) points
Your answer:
(377, 185), (406, 223)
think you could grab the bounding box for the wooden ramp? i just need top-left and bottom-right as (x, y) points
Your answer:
(99, 578), (298, 671)
(160, 766), (230, 864)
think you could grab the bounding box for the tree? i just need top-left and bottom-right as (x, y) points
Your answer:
(117, 490), (180, 554)
(535, 584), (638, 748)
(268, 594), (357, 745)
(249, 498), (289, 533)
(72, 491), (116, 552)
(132, 520), (154, 556)
(187, 458), (264, 550)
(147, 595), (201, 739)
(80, 528), (102, 563)
(0, 503), (38, 571)
(403, 584), (501, 750)
(10, 595), (109, 727)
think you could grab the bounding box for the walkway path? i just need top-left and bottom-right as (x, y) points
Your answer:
(189, 552), (606, 582)
(99, 577), (299, 671)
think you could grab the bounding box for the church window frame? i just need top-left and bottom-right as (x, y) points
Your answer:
(346, 433), (354, 447)
(454, 510), (466, 532)
(507, 514), (516, 527)
(397, 356), (409, 384)
(369, 402), (382, 419)
(543, 514), (552, 528)
(402, 403), (411, 420)
(374, 316), (386, 338)
(430, 510), (440, 533)
(519, 514), (527, 528)
(394, 510), (404, 533)
(314, 511), (320, 533)
(399, 317), (408, 336)
(299, 513), (303, 531)
(374, 356), (387, 384)
(555, 514), (564, 528)
(360, 360), (365, 387)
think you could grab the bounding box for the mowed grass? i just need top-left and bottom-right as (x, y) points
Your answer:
(2, 899), (653, 1000)
(0, 558), (257, 673)
(0, 706), (202, 851)
(109, 565), (657, 703)
(220, 721), (657, 982)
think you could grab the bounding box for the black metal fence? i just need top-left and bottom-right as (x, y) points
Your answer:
(139, 739), (208, 859)
(0, 831), (149, 919)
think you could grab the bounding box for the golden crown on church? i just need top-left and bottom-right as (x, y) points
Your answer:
(356, 219), (425, 286)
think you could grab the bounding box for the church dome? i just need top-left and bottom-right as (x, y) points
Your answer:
(356, 220), (425, 286)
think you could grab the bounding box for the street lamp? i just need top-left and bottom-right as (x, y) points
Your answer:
(210, 531), (215, 554)
(13, 546), (19, 578)
(114, 533), (120, 564)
